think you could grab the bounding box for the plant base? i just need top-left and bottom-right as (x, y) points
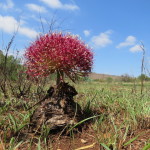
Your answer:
(30, 82), (83, 133)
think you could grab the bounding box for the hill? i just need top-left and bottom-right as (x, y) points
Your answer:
(88, 72), (121, 80)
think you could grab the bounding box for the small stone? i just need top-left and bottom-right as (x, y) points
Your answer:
(81, 139), (88, 144)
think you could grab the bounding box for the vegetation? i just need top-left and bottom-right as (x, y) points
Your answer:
(138, 74), (150, 81)
(0, 78), (149, 149)
(0, 50), (22, 80)
(120, 74), (135, 82)
(0, 50), (23, 98)
(0, 33), (149, 150)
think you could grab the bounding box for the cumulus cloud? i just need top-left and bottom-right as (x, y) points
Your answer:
(0, 15), (19, 33)
(26, 3), (47, 13)
(18, 27), (38, 39)
(39, 0), (79, 11)
(130, 45), (142, 52)
(91, 30), (113, 48)
(0, 0), (14, 10)
(0, 15), (38, 39)
(83, 30), (90, 37)
(116, 36), (136, 48)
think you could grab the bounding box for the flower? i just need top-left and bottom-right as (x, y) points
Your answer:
(25, 32), (93, 80)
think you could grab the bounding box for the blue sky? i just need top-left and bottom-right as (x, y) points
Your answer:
(0, 0), (150, 76)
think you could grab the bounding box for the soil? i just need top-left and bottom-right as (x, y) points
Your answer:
(51, 127), (100, 150)
(16, 127), (149, 150)
(50, 128), (150, 150)
(122, 129), (150, 150)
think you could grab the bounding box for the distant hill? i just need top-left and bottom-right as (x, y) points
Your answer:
(88, 73), (121, 80)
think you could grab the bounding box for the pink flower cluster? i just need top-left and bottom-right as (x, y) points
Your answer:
(25, 33), (93, 78)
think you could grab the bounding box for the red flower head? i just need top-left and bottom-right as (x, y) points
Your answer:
(25, 32), (93, 82)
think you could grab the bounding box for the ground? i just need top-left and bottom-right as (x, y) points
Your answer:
(0, 81), (150, 150)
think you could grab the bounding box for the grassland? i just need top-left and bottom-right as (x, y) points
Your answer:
(0, 80), (150, 150)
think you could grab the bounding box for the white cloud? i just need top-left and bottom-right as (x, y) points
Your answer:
(0, 15), (19, 33)
(117, 36), (136, 48)
(43, 0), (63, 8)
(130, 45), (142, 52)
(63, 4), (79, 10)
(18, 27), (38, 39)
(39, 0), (79, 10)
(0, 15), (38, 39)
(26, 3), (47, 13)
(91, 30), (113, 48)
(83, 30), (90, 37)
(0, 0), (14, 10)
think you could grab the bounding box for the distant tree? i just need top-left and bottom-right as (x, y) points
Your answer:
(0, 50), (3, 55)
(138, 74), (150, 81)
(0, 52), (21, 81)
(0, 50), (22, 98)
(121, 74), (134, 82)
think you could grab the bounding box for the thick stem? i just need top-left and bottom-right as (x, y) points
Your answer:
(56, 70), (60, 86)
(56, 70), (64, 85)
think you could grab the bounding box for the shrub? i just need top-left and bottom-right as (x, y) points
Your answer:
(138, 74), (150, 81)
(121, 74), (134, 82)
(106, 77), (113, 83)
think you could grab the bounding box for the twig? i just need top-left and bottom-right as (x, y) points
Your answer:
(27, 86), (54, 110)
(140, 41), (145, 95)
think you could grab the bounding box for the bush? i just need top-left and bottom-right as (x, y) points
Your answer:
(0, 51), (22, 81)
(138, 74), (150, 81)
(121, 74), (134, 82)
(106, 77), (113, 83)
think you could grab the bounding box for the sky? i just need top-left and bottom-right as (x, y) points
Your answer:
(0, 0), (150, 77)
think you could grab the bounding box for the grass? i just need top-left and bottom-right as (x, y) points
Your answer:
(75, 81), (150, 149)
(0, 80), (150, 149)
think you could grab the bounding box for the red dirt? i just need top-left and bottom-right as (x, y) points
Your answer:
(51, 129), (150, 150)
(15, 127), (150, 150)
(122, 129), (150, 150)
(51, 127), (99, 150)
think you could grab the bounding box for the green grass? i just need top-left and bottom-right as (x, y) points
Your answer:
(74, 81), (150, 149)
(0, 81), (149, 149)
